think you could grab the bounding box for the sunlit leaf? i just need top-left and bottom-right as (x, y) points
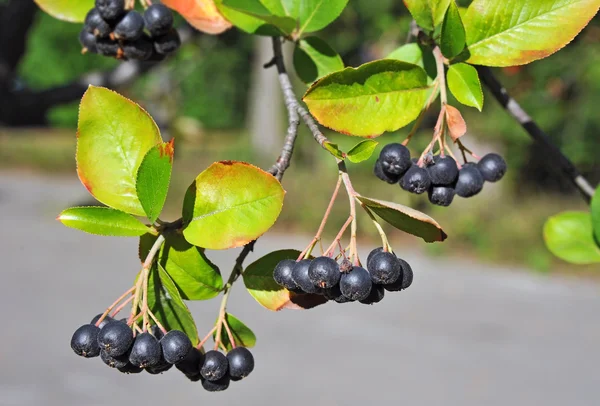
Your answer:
(162, 0), (232, 34)
(347, 140), (378, 163)
(446, 63), (483, 111)
(591, 187), (600, 244)
(34, 0), (94, 23)
(136, 141), (174, 223)
(262, 0), (349, 34)
(293, 36), (344, 84)
(440, 0), (466, 59)
(58, 207), (150, 237)
(215, 0), (296, 35)
(403, 0), (451, 32)
(543, 211), (600, 265)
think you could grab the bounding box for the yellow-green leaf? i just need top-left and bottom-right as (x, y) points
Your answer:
(447, 63), (484, 111)
(403, 0), (451, 32)
(543, 211), (600, 265)
(293, 36), (344, 84)
(34, 0), (94, 23)
(136, 140), (174, 223)
(213, 313), (256, 351)
(440, 0), (466, 59)
(58, 206), (150, 237)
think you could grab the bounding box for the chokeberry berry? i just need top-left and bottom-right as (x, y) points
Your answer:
(359, 284), (385, 305)
(117, 362), (143, 374)
(98, 320), (133, 356)
(477, 153), (507, 182)
(400, 165), (431, 194)
(366, 247), (385, 269)
(95, 0), (125, 22)
(146, 357), (173, 374)
(129, 332), (162, 368)
(122, 36), (154, 60)
(154, 29), (181, 55)
(202, 375), (230, 392)
(96, 38), (121, 58)
(379, 143), (411, 175)
(428, 185), (455, 206)
(201, 350), (229, 381)
(100, 349), (130, 368)
(90, 314), (113, 329)
(340, 266), (372, 301)
(79, 30), (98, 53)
(114, 11), (144, 40)
(227, 347), (254, 380)
(144, 4), (174, 37)
(427, 155), (458, 185)
(161, 330), (193, 364)
(71, 324), (101, 358)
(176, 347), (204, 379)
(84, 8), (111, 38)
(291, 259), (320, 294)
(273, 259), (300, 291)
(374, 159), (401, 184)
(367, 251), (401, 284)
(384, 259), (413, 291)
(323, 284), (353, 303)
(455, 163), (484, 198)
(308, 256), (340, 288)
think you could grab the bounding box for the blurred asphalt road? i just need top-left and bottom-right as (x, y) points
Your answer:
(1, 172), (600, 406)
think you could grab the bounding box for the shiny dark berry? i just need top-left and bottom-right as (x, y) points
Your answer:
(384, 259), (413, 291)
(97, 320), (133, 356)
(227, 347), (254, 380)
(71, 324), (101, 358)
(367, 251), (402, 284)
(455, 163), (484, 197)
(84, 8), (111, 38)
(114, 11), (144, 40)
(477, 153), (507, 182)
(176, 347), (204, 379)
(144, 4), (174, 37)
(100, 350), (130, 368)
(90, 314), (113, 329)
(129, 332), (162, 368)
(427, 155), (459, 185)
(161, 330), (193, 364)
(201, 350), (228, 381)
(366, 247), (385, 269)
(379, 143), (411, 175)
(122, 36), (154, 60)
(428, 185), (455, 206)
(374, 159), (400, 184)
(292, 259), (320, 294)
(154, 29), (181, 55)
(359, 284), (385, 305)
(96, 38), (121, 57)
(95, 0), (125, 22)
(308, 256), (340, 288)
(202, 375), (230, 392)
(146, 357), (173, 374)
(340, 266), (372, 301)
(273, 259), (300, 291)
(400, 165), (431, 194)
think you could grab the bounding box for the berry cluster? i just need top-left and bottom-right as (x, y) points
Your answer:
(70, 315), (254, 392)
(374, 143), (507, 206)
(273, 248), (413, 304)
(79, 0), (180, 61)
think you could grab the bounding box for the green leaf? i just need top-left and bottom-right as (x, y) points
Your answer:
(58, 206), (150, 237)
(159, 230), (223, 301)
(387, 43), (424, 68)
(182, 161), (285, 250)
(323, 141), (345, 159)
(347, 140), (378, 163)
(303, 60), (429, 137)
(440, 0), (466, 59)
(136, 140), (174, 223)
(34, 0), (94, 23)
(357, 196), (447, 243)
(147, 264), (200, 344)
(214, 313), (256, 351)
(403, 0), (451, 32)
(543, 211), (600, 265)
(464, 0), (600, 67)
(215, 0), (296, 35)
(591, 187), (600, 243)
(77, 86), (162, 216)
(446, 63), (484, 111)
(293, 36), (344, 84)
(262, 0), (349, 34)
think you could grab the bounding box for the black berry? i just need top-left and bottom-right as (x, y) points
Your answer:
(428, 185), (455, 206)
(95, 0), (125, 22)
(97, 320), (133, 357)
(323, 284), (353, 303)
(91, 314), (113, 329)
(161, 330), (193, 364)
(144, 4), (174, 37)
(455, 163), (484, 198)
(367, 251), (401, 284)
(374, 159), (400, 184)
(146, 357), (173, 374)
(129, 332), (162, 368)
(400, 165), (431, 194)
(340, 267), (372, 301)
(384, 259), (413, 291)
(379, 143), (411, 175)
(308, 256), (340, 288)
(176, 347), (204, 380)
(291, 259), (320, 294)
(427, 155), (458, 185)
(80, 30), (98, 53)
(71, 324), (101, 358)
(201, 350), (229, 381)
(96, 38), (121, 57)
(122, 36), (154, 60)
(117, 362), (143, 374)
(359, 284), (385, 305)
(84, 8), (111, 38)
(202, 376), (230, 392)
(366, 247), (385, 269)
(227, 347), (255, 380)
(477, 153), (507, 182)
(100, 350), (130, 368)
(154, 29), (181, 55)
(114, 11), (144, 40)
(273, 259), (300, 291)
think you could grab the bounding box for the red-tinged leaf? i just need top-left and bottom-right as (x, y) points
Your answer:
(445, 105), (467, 141)
(136, 140), (174, 223)
(162, 0), (232, 34)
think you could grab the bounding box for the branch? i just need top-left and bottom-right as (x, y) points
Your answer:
(476, 66), (596, 202)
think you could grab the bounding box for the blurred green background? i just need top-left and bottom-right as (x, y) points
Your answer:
(1, 0), (598, 274)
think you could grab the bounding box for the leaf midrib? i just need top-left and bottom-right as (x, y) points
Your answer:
(306, 86), (429, 101)
(191, 193), (281, 222)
